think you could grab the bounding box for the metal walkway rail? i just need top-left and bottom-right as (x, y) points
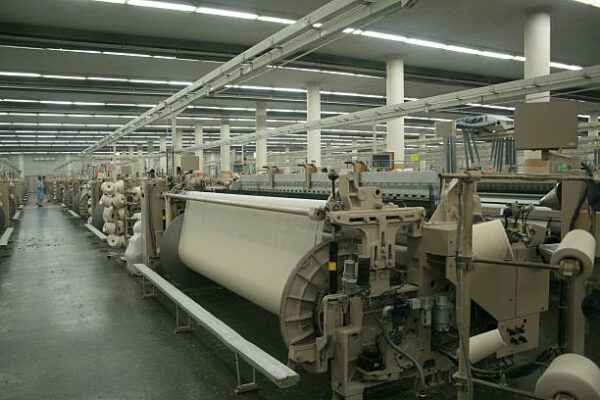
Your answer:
(0, 227), (14, 247)
(85, 224), (106, 241)
(133, 263), (300, 391)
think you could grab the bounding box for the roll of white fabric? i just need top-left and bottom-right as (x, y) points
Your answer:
(536, 353), (600, 400)
(107, 234), (125, 248)
(117, 208), (125, 220)
(87, 207), (93, 215)
(103, 222), (116, 234)
(112, 193), (126, 209)
(87, 217), (93, 224)
(87, 198), (93, 205)
(177, 192), (326, 315)
(551, 229), (596, 279)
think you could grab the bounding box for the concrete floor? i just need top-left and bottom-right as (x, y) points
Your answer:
(0, 198), (598, 400)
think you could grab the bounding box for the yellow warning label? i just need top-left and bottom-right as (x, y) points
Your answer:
(328, 262), (336, 271)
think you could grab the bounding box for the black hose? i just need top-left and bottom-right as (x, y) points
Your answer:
(382, 306), (427, 398)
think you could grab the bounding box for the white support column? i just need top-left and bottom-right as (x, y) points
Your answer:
(419, 133), (427, 171)
(386, 56), (405, 169)
(159, 136), (167, 174)
(352, 139), (358, 162)
(170, 117), (177, 169)
(147, 140), (154, 173)
(284, 146), (291, 174)
(194, 123), (204, 173)
(128, 146), (134, 177)
(256, 101), (268, 172)
(525, 13), (551, 103)
(589, 111), (599, 137)
(307, 82), (321, 166)
(523, 12), (551, 168)
(220, 119), (231, 173)
(17, 154), (24, 178)
(137, 145), (144, 176)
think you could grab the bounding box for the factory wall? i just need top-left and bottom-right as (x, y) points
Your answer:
(8, 154), (85, 178)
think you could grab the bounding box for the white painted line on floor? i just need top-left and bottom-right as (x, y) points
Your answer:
(0, 227), (14, 247)
(85, 223), (107, 241)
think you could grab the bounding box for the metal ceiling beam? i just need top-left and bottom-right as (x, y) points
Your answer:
(180, 65), (600, 153)
(79, 0), (415, 156)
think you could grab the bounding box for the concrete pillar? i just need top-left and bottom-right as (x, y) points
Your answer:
(220, 119), (231, 173)
(137, 145), (144, 175)
(307, 82), (321, 166)
(589, 111), (599, 137)
(170, 117), (183, 170)
(173, 131), (183, 171)
(256, 101), (268, 171)
(194, 123), (204, 173)
(386, 57), (405, 169)
(523, 12), (551, 166)
(372, 124), (378, 153)
(352, 139), (358, 162)
(159, 136), (167, 174)
(419, 133), (427, 171)
(284, 146), (291, 174)
(17, 154), (24, 178)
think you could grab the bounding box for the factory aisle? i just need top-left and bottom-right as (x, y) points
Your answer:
(0, 198), (250, 400)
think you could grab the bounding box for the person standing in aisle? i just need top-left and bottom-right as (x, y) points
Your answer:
(36, 176), (44, 207)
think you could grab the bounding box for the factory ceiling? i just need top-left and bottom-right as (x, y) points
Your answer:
(0, 0), (598, 154)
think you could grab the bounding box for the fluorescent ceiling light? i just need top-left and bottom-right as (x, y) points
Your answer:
(88, 76), (128, 82)
(74, 101), (105, 106)
(94, 0), (126, 3)
(571, 0), (600, 7)
(103, 51), (151, 58)
(41, 100), (73, 105)
(196, 7), (257, 20)
(0, 71), (41, 77)
(129, 79), (168, 84)
(348, 28), (582, 70)
(126, 0), (195, 12)
(257, 16), (295, 24)
(42, 74), (86, 80)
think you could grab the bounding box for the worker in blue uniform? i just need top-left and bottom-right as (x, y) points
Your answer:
(36, 176), (44, 207)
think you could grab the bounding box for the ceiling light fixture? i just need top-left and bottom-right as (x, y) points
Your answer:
(571, 0), (600, 8)
(126, 0), (196, 12)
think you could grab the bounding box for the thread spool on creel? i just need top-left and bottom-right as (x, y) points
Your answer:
(103, 222), (117, 234)
(103, 182), (115, 195)
(100, 194), (113, 207)
(112, 193), (126, 209)
(107, 234), (125, 248)
(116, 220), (125, 235)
